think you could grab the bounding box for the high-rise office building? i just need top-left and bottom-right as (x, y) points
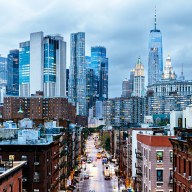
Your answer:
(121, 78), (129, 97)
(86, 67), (97, 109)
(90, 46), (108, 101)
(7, 49), (19, 96)
(66, 68), (69, 96)
(68, 32), (87, 116)
(133, 57), (145, 97)
(19, 31), (66, 97)
(0, 56), (7, 87)
(129, 69), (135, 95)
(148, 9), (163, 86)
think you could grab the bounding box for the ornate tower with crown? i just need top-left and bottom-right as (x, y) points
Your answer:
(133, 57), (145, 97)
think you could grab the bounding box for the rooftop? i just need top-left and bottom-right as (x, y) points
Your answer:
(0, 161), (26, 179)
(137, 134), (176, 147)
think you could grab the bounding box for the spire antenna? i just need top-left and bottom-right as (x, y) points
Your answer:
(154, 6), (157, 30)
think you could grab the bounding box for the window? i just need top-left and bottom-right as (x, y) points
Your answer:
(9, 155), (14, 161)
(21, 155), (27, 161)
(33, 172), (40, 182)
(156, 151), (163, 163)
(34, 155), (40, 164)
(170, 151), (173, 163)
(170, 170), (173, 183)
(156, 170), (163, 182)
(189, 161), (192, 176)
(184, 158), (186, 173)
(149, 169), (151, 181)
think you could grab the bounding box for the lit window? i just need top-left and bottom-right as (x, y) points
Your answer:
(156, 151), (163, 163)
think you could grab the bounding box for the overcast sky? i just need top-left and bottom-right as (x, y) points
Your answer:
(0, 0), (192, 98)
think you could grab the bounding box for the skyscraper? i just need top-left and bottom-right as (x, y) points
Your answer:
(19, 32), (66, 97)
(7, 49), (19, 96)
(121, 78), (129, 97)
(90, 46), (108, 101)
(148, 9), (163, 86)
(0, 56), (8, 87)
(68, 32), (87, 116)
(66, 68), (69, 96)
(133, 57), (145, 97)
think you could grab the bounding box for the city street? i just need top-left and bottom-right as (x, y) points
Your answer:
(78, 133), (118, 192)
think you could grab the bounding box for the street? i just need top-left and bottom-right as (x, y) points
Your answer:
(78, 133), (118, 192)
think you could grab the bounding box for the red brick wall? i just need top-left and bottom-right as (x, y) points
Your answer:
(0, 169), (22, 192)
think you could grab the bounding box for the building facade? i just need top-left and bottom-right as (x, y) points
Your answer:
(148, 10), (163, 86)
(68, 32), (87, 116)
(103, 97), (145, 126)
(19, 32), (66, 97)
(146, 55), (192, 115)
(136, 134), (174, 192)
(3, 95), (76, 123)
(7, 49), (19, 96)
(169, 129), (192, 192)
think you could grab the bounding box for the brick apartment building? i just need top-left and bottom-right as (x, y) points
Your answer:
(0, 139), (61, 192)
(0, 160), (26, 192)
(0, 119), (82, 192)
(136, 134), (175, 192)
(3, 96), (76, 124)
(169, 128), (192, 192)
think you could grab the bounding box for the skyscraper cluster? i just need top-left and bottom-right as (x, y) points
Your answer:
(19, 32), (66, 97)
(68, 33), (108, 116)
(0, 31), (108, 118)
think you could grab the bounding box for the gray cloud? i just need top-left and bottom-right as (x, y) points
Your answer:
(0, 0), (191, 97)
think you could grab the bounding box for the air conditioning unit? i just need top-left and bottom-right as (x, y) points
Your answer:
(49, 172), (51, 176)
(22, 178), (27, 182)
(34, 162), (39, 165)
(174, 167), (177, 171)
(188, 176), (192, 181)
(183, 173), (186, 177)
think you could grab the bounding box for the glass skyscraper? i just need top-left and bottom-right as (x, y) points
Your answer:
(19, 41), (30, 96)
(68, 32), (87, 116)
(7, 49), (19, 96)
(90, 46), (108, 100)
(0, 56), (8, 87)
(19, 32), (66, 97)
(148, 11), (163, 86)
